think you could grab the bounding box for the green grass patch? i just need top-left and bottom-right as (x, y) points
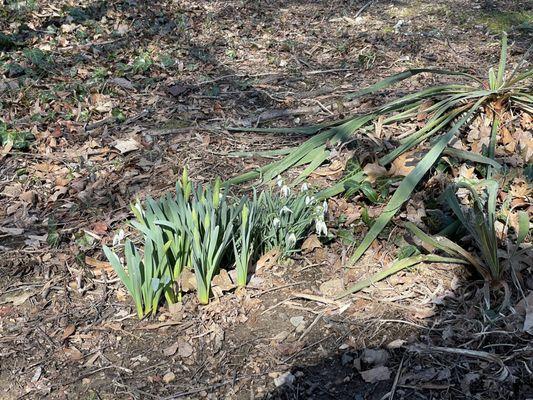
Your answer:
(478, 11), (533, 33)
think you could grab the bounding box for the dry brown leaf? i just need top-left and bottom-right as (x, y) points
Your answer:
(212, 269), (235, 291)
(363, 163), (388, 183)
(91, 221), (108, 235)
(319, 278), (344, 297)
(389, 149), (427, 177)
(0, 290), (36, 306)
(113, 138), (141, 154)
(301, 234), (322, 253)
(311, 159), (345, 178)
(61, 347), (83, 362)
(180, 269), (197, 292)
(275, 341), (304, 357)
(61, 324), (76, 341)
(85, 256), (114, 277)
(256, 248), (280, 270)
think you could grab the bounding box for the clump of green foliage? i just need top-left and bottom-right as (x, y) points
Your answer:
(258, 177), (327, 255)
(0, 121), (34, 150)
(228, 33), (531, 284)
(104, 170), (327, 316)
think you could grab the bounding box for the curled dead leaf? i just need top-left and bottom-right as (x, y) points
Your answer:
(363, 163), (388, 183)
(301, 234), (322, 253)
(256, 248), (280, 270)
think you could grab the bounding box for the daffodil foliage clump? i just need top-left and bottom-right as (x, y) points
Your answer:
(104, 171), (327, 318)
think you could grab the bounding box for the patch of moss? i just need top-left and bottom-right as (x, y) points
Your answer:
(478, 11), (533, 33)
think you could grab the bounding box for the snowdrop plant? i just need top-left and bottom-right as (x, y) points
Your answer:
(258, 178), (321, 255)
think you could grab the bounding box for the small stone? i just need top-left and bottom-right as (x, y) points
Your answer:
(82, 378), (91, 385)
(290, 316), (304, 328)
(341, 353), (353, 366)
(386, 339), (406, 349)
(163, 372), (176, 383)
(163, 342), (179, 356)
(274, 371), (295, 387)
(319, 278), (344, 297)
(361, 349), (389, 366)
(177, 339), (194, 358)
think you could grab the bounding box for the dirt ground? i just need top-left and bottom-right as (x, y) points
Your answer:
(1, 0), (532, 399)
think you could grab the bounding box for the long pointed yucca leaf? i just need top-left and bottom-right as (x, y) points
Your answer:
(261, 130), (334, 182)
(228, 114), (376, 186)
(227, 115), (355, 135)
(316, 170), (366, 200)
(335, 254), (467, 299)
(228, 148), (293, 158)
(508, 69), (533, 86)
(496, 32), (508, 88)
(516, 211), (530, 248)
(444, 180), (501, 280)
(379, 89), (491, 166)
(405, 222), (487, 279)
(487, 115), (499, 177)
(344, 69), (481, 100)
(442, 147), (502, 170)
(293, 145), (329, 185)
(378, 85), (472, 114)
(348, 96), (487, 266)
(380, 108), (461, 166)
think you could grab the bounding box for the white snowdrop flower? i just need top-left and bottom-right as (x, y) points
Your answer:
(280, 206), (293, 215)
(276, 175), (283, 187)
(305, 195), (315, 206)
(287, 232), (297, 247)
(322, 200), (328, 213)
(281, 185), (291, 198)
(301, 183), (309, 192)
(315, 219), (328, 236)
(273, 217), (281, 228)
(113, 229), (125, 246)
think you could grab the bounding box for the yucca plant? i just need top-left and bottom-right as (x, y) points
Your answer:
(338, 180), (531, 305)
(233, 195), (258, 288)
(227, 33), (531, 267)
(444, 180), (501, 280)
